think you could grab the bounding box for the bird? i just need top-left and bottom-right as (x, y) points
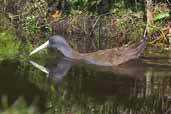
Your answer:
(30, 35), (147, 66)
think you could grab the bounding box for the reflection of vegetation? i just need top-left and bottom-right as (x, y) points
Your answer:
(0, 58), (171, 114)
(44, 64), (171, 114)
(0, 98), (39, 114)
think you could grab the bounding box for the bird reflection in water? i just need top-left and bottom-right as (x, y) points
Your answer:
(30, 57), (146, 85)
(30, 58), (72, 84)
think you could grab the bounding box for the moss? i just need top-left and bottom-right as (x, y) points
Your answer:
(0, 30), (20, 60)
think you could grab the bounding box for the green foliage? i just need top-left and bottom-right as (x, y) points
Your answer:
(69, 0), (113, 15)
(154, 12), (170, 21)
(0, 30), (20, 60)
(25, 16), (40, 34)
(68, 0), (145, 15)
(71, 0), (88, 9)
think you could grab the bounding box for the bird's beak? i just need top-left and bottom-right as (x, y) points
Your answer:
(30, 40), (49, 56)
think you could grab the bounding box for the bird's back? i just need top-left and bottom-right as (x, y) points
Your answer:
(81, 37), (147, 66)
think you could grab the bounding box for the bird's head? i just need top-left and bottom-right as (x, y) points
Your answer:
(30, 35), (72, 56)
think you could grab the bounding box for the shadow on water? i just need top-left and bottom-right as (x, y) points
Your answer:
(0, 56), (171, 114)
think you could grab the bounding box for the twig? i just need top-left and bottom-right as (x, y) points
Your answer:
(92, 16), (101, 29)
(159, 29), (167, 41)
(144, 23), (148, 38)
(38, 15), (68, 28)
(92, 12), (114, 30)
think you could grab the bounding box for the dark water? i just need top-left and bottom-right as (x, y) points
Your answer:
(0, 56), (171, 114)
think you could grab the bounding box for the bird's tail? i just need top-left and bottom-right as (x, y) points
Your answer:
(135, 36), (148, 57)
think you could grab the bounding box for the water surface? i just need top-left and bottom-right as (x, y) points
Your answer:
(0, 55), (171, 114)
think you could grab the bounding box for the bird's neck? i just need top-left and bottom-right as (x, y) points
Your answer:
(59, 46), (73, 58)
(58, 46), (83, 59)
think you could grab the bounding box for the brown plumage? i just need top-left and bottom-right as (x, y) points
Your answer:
(30, 35), (147, 66)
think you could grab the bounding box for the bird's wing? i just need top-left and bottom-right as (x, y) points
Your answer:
(111, 39), (147, 66)
(82, 49), (114, 66)
(82, 37), (147, 66)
